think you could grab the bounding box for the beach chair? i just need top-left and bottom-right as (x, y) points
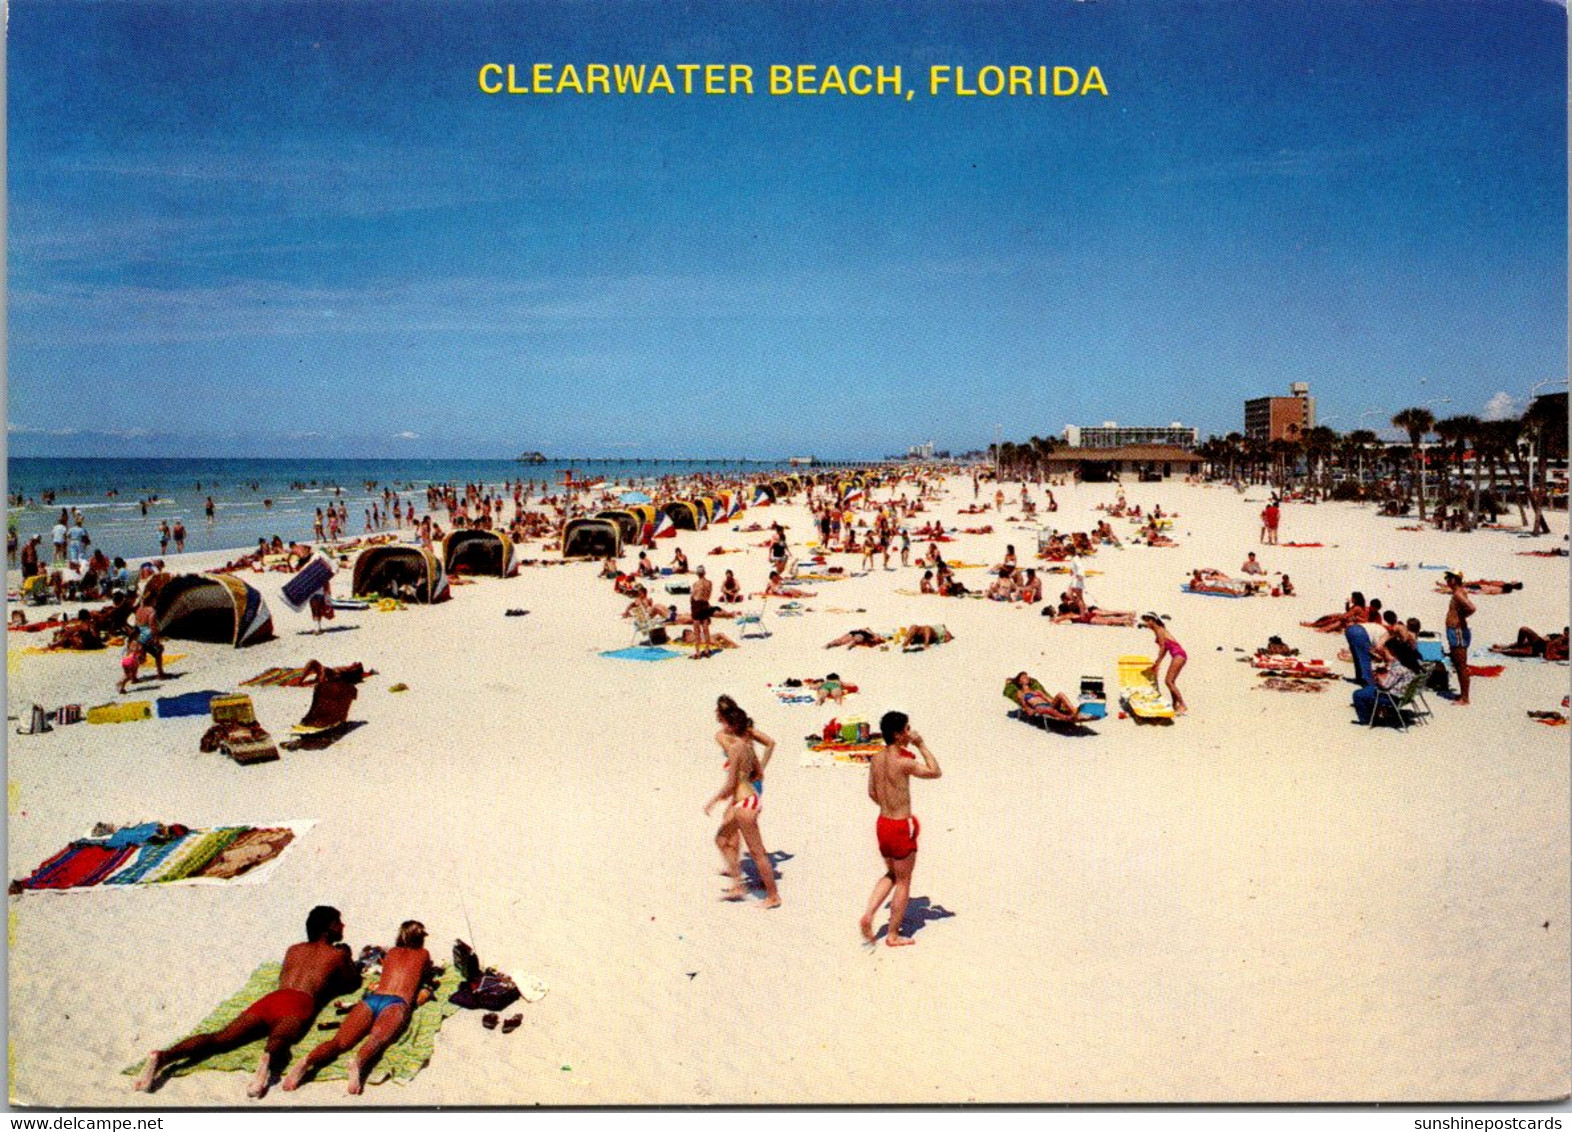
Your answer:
(1368, 665), (1434, 732)
(631, 609), (669, 647)
(1002, 678), (1096, 733)
(737, 598), (772, 640)
(20, 574), (53, 606)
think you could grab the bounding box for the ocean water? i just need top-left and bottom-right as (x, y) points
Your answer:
(5, 457), (803, 561)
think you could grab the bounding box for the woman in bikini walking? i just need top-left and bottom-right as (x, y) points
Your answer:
(704, 695), (780, 908)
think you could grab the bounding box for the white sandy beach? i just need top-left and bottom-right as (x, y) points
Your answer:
(7, 475), (1569, 1105)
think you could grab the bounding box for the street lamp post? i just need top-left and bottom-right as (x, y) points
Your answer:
(1358, 408), (1384, 486)
(1418, 396), (1451, 514)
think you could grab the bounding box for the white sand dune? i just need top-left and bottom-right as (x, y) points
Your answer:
(7, 477), (1568, 1105)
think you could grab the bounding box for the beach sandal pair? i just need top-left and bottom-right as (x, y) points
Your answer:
(482, 1012), (523, 1033)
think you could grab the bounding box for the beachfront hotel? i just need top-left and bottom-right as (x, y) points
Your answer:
(1244, 383), (1317, 442)
(1061, 422), (1200, 451)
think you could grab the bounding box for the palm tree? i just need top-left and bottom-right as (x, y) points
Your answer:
(1523, 396), (1566, 534)
(1475, 418), (1527, 525)
(1343, 429), (1379, 488)
(1391, 407), (1436, 518)
(1434, 415), (1482, 527)
(1301, 425), (1338, 497)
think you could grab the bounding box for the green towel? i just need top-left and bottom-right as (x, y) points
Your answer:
(125, 961), (464, 1087)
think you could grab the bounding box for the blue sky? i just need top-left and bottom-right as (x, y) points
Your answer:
(8, 0), (1566, 459)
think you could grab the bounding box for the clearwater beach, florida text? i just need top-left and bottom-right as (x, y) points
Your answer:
(477, 63), (1109, 99)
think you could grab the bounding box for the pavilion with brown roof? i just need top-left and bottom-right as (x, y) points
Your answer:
(1042, 444), (1202, 483)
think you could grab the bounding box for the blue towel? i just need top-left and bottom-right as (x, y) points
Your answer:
(600, 646), (681, 662)
(155, 690), (227, 719)
(1180, 586), (1250, 598)
(103, 822), (162, 849)
(1417, 640), (1446, 664)
(1077, 702), (1108, 719)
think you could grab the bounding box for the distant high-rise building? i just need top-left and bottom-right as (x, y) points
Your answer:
(1062, 421), (1198, 450)
(1244, 383), (1316, 442)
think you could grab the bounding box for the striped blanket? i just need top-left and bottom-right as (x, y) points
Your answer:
(240, 667), (312, 688)
(11, 820), (314, 893)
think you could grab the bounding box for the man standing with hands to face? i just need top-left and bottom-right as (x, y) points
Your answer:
(861, 712), (942, 947)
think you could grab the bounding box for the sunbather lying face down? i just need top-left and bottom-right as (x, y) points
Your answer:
(283, 920), (434, 1097)
(135, 905), (359, 1099)
(825, 629), (885, 649)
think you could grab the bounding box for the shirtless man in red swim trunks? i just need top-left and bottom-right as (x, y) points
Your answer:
(133, 905), (358, 1098)
(283, 920), (435, 1096)
(860, 712), (942, 947)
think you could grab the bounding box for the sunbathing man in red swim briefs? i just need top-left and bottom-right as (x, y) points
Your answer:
(134, 905), (358, 1098)
(860, 712), (942, 947)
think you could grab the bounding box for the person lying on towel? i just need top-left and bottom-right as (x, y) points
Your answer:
(135, 905), (359, 1099)
(283, 920), (436, 1097)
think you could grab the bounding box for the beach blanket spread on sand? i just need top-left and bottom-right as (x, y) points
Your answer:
(124, 961), (463, 1087)
(12, 820), (315, 893)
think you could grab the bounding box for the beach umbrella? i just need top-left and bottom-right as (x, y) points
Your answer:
(620, 490), (652, 504)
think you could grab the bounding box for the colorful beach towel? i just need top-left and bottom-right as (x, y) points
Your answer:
(124, 961), (462, 1087)
(11, 820), (315, 893)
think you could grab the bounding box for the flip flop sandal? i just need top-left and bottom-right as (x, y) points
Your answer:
(501, 1014), (523, 1033)
(483, 1013), (500, 1030)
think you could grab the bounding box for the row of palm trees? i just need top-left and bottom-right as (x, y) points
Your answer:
(985, 400), (1565, 533)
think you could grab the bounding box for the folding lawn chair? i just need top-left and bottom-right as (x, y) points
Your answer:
(1369, 664), (1434, 731)
(737, 597), (772, 639)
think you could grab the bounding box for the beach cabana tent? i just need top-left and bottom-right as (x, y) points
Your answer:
(752, 484), (775, 507)
(771, 479), (790, 498)
(661, 501), (701, 531)
(695, 498), (719, 525)
(442, 530), (518, 578)
(652, 510), (676, 539)
(562, 518), (622, 559)
(351, 545), (450, 603)
(153, 573), (274, 647)
(596, 510), (641, 545)
(626, 504), (657, 532)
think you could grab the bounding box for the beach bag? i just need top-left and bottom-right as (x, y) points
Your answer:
(647, 626), (669, 646)
(54, 704), (83, 726)
(16, 704), (52, 735)
(211, 694), (256, 725)
(449, 939), (521, 1012)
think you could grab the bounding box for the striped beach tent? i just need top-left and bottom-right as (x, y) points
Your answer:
(652, 510), (676, 539)
(153, 573), (275, 647)
(443, 529), (518, 578)
(351, 545), (450, 603)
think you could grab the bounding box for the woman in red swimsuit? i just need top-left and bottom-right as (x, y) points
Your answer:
(1142, 613), (1188, 715)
